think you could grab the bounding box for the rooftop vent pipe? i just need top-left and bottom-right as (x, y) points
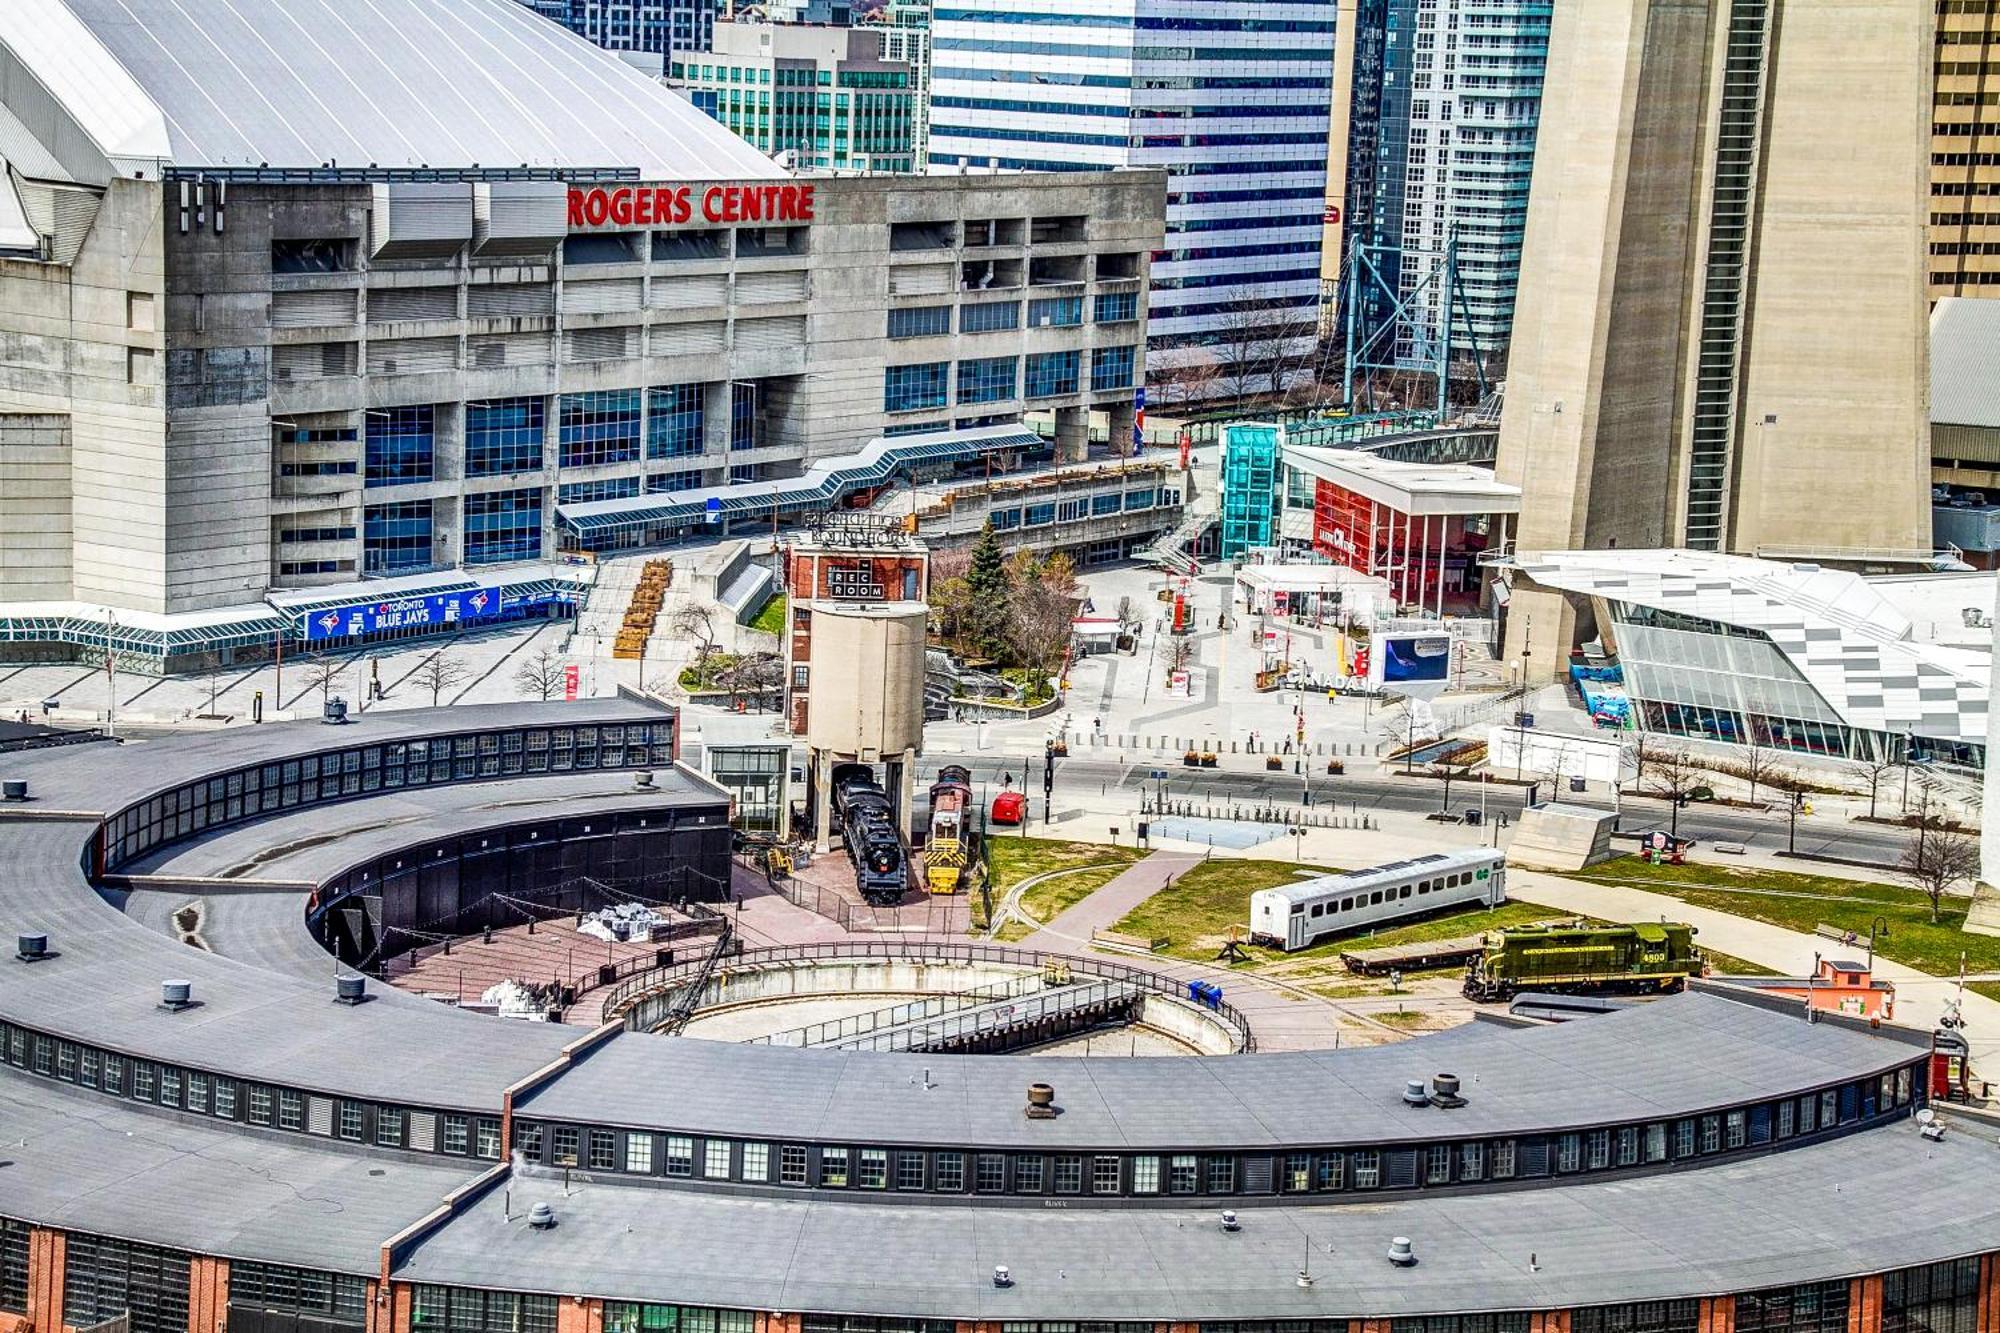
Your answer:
(1387, 1237), (1417, 1267)
(160, 979), (194, 1009)
(528, 1202), (557, 1230)
(1401, 1079), (1430, 1107)
(335, 974), (368, 1005)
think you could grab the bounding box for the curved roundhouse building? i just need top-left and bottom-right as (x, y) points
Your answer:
(0, 701), (1997, 1333)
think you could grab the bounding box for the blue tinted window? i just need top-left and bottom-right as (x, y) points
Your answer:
(558, 477), (641, 504)
(1027, 296), (1083, 328)
(884, 362), (949, 413)
(1025, 350), (1080, 398)
(365, 405), (434, 486)
(646, 470), (704, 494)
(1091, 345), (1136, 391)
(464, 488), (542, 565)
(731, 382), (757, 452)
(363, 501), (432, 573)
(466, 397), (543, 477)
(560, 390), (641, 468)
(960, 301), (1019, 333)
(956, 355), (1018, 405)
(647, 385), (703, 460)
(888, 306), (952, 339)
(1094, 290), (1138, 323)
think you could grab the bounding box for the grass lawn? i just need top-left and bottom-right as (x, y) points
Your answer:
(1575, 856), (1998, 980)
(748, 593), (787, 637)
(986, 837), (1144, 895)
(1703, 949), (1782, 977)
(1110, 857), (1333, 962)
(977, 836), (1144, 937)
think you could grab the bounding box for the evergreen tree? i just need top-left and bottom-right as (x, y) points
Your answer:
(965, 521), (1011, 659)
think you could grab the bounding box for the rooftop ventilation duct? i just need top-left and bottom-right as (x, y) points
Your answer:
(1402, 1078), (1430, 1107)
(335, 975), (368, 1005)
(1387, 1237), (1417, 1267)
(15, 933), (48, 962)
(473, 180), (565, 258)
(2, 780), (27, 800)
(1025, 1082), (1057, 1119)
(160, 979), (194, 1010)
(371, 182), (474, 261)
(528, 1201), (557, 1230)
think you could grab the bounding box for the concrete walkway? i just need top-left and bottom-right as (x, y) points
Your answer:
(1512, 869), (2000, 1069)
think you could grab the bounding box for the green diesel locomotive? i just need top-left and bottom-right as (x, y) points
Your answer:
(1462, 920), (1702, 1002)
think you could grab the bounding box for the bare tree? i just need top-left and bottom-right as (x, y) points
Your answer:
(1899, 795), (1980, 924)
(1643, 742), (1702, 838)
(1008, 561), (1080, 682)
(1856, 751), (1898, 820)
(1740, 732), (1777, 805)
(512, 649), (567, 702)
(926, 546), (977, 648)
(1164, 633), (1196, 686)
(1153, 352), (1222, 409)
(299, 657), (345, 708)
(412, 650), (471, 707)
(719, 652), (784, 712)
(670, 603), (720, 660)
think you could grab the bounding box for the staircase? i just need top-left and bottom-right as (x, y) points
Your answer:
(1138, 483), (1216, 575)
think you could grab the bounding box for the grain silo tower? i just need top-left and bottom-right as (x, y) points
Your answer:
(783, 514), (931, 849)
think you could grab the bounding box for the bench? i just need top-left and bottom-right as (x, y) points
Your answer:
(1091, 928), (1167, 953)
(1711, 841), (1748, 855)
(1816, 923), (1861, 945)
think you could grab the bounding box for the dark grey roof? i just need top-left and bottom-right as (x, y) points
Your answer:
(0, 818), (573, 1107)
(122, 764), (724, 883)
(0, 698), (669, 814)
(0, 1073), (477, 1275)
(523, 991), (1916, 1150)
(397, 1121), (2000, 1320)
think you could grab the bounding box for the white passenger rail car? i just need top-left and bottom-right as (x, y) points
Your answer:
(1248, 849), (1507, 952)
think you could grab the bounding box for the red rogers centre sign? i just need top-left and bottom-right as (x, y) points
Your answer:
(567, 183), (816, 231)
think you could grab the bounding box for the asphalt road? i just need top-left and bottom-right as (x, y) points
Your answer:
(913, 751), (1935, 867)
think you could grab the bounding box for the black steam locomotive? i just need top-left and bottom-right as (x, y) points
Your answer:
(831, 763), (909, 906)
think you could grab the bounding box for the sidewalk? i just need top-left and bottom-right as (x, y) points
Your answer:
(1511, 869), (2000, 1069)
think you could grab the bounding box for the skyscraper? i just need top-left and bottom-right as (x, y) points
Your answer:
(673, 23), (917, 174)
(1327, 0), (1550, 376)
(517, 0), (721, 57)
(872, 0), (935, 171)
(927, 1), (1335, 404)
(1494, 0), (1933, 675)
(1934, 0), (2000, 300)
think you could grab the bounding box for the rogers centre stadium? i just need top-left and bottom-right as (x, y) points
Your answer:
(1, 700), (1999, 1333)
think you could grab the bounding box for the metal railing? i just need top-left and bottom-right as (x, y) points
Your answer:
(824, 979), (1143, 1054)
(601, 940), (1255, 1052)
(752, 973), (1049, 1048)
